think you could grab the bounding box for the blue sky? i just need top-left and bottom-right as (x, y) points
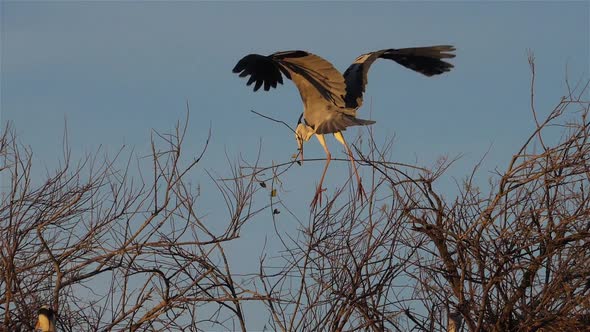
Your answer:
(2, 1), (588, 204)
(3, 2), (587, 160)
(1, 1), (588, 328)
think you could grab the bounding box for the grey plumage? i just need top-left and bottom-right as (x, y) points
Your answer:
(233, 51), (346, 107)
(233, 45), (455, 135)
(233, 45), (455, 206)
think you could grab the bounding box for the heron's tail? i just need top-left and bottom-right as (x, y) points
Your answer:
(381, 45), (455, 77)
(315, 113), (375, 134)
(351, 117), (376, 126)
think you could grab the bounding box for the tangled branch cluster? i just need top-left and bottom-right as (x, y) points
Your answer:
(1, 73), (588, 331)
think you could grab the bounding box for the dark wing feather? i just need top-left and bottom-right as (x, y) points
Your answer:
(342, 50), (388, 109)
(233, 51), (346, 107)
(343, 45), (455, 109)
(232, 54), (285, 92)
(381, 45), (455, 76)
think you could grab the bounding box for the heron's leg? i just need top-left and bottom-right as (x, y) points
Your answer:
(334, 131), (366, 201)
(311, 134), (331, 208)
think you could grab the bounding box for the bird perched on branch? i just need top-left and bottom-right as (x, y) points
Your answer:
(233, 46), (455, 207)
(35, 306), (56, 332)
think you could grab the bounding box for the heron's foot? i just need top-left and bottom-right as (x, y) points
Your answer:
(310, 186), (326, 209)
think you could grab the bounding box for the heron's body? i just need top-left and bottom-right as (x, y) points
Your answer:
(233, 46), (455, 206)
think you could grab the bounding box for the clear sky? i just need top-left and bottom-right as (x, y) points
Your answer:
(1, 1), (588, 328)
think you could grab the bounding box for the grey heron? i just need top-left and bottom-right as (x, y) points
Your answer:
(233, 46), (455, 206)
(35, 306), (56, 332)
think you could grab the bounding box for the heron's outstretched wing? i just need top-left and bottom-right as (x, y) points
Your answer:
(343, 45), (456, 109)
(233, 51), (346, 108)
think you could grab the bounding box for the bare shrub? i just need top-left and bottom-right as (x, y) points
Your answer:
(0, 115), (263, 331)
(2, 62), (588, 332)
(254, 67), (589, 331)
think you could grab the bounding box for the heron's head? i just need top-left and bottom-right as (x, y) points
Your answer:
(36, 306), (56, 332)
(295, 123), (314, 148)
(295, 115), (314, 164)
